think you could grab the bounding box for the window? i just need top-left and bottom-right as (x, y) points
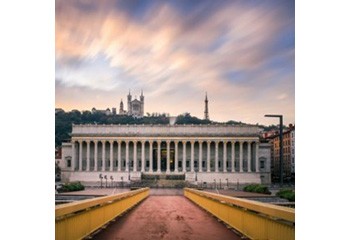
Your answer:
(260, 161), (265, 168)
(67, 160), (71, 167)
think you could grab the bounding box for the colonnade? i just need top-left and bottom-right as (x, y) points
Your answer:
(70, 139), (260, 173)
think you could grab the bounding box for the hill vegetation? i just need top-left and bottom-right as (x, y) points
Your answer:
(55, 110), (277, 147)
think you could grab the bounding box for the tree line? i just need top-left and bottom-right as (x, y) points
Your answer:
(55, 110), (277, 147)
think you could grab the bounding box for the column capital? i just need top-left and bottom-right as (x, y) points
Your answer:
(133, 140), (137, 144)
(174, 140), (179, 144)
(166, 140), (171, 144)
(78, 139), (83, 143)
(198, 140), (203, 144)
(157, 140), (162, 144)
(223, 140), (227, 144)
(109, 140), (114, 144)
(141, 140), (145, 144)
(190, 140), (195, 144)
(182, 140), (187, 144)
(85, 140), (91, 144)
(101, 140), (106, 144)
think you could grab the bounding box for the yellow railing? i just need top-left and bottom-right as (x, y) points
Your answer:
(184, 188), (295, 240)
(55, 188), (149, 240)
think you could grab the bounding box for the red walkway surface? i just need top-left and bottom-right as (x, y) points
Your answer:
(91, 196), (241, 240)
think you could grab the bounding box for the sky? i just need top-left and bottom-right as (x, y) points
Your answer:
(55, 0), (295, 125)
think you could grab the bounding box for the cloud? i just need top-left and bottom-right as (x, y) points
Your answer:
(55, 0), (295, 124)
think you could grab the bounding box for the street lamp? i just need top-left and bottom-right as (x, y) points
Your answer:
(265, 114), (284, 186)
(99, 173), (103, 188)
(110, 176), (114, 188)
(104, 175), (107, 188)
(121, 176), (124, 188)
(226, 178), (229, 188)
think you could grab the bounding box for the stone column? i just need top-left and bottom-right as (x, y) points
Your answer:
(86, 140), (90, 172)
(141, 140), (145, 172)
(94, 140), (98, 171)
(166, 140), (170, 173)
(71, 140), (76, 171)
(199, 141), (203, 172)
(79, 140), (83, 171)
(247, 141), (251, 172)
(117, 141), (121, 172)
(207, 141), (211, 172)
(109, 140), (114, 172)
(157, 141), (161, 173)
(149, 141), (153, 173)
(125, 141), (129, 172)
(133, 141), (137, 172)
(174, 141), (179, 173)
(239, 141), (243, 172)
(190, 141), (194, 172)
(182, 141), (187, 172)
(231, 141), (235, 172)
(102, 140), (106, 171)
(215, 141), (219, 172)
(255, 142), (260, 172)
(223, 141), (227, 173)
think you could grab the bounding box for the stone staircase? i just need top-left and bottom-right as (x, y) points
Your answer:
(130, 173), (189, 188)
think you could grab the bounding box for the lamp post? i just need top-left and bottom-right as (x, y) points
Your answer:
(214, 179), (216, 189)
(226, 178), (229, 188)
(121, 176), (124, 188)
(99, 173), (103, 188)
(110, 176), (114, 188)
(104, 175), (107, 188)
(265, 114), (284, 186)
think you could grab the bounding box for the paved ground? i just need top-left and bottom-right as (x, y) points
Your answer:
(91, 196), (241, 240)
(57, 188), (184, 196)
(57, 188), (132, 196)
(205, 189), (274, 198)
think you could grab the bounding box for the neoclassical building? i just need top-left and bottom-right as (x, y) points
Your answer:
(60, 124), (271, 185)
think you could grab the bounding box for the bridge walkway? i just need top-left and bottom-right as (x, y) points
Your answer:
(91, 195), (242, 240)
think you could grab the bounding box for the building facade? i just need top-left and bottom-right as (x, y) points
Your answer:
(267, 124), (295, 182)
(59, 124), (271, 185)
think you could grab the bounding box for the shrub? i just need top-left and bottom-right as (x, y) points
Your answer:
(243, 184), (271, 194)
(61, 182), (85, 192)
(276, 189), (295, 202)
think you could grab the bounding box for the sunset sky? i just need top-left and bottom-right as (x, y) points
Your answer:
(55, 0), (295, 125)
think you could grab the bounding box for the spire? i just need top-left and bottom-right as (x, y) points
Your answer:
(141, 89), (143, 96)
(204, 92), (209, 120)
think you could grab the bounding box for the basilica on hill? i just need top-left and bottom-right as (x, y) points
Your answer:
(119, 90), (144, 118)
